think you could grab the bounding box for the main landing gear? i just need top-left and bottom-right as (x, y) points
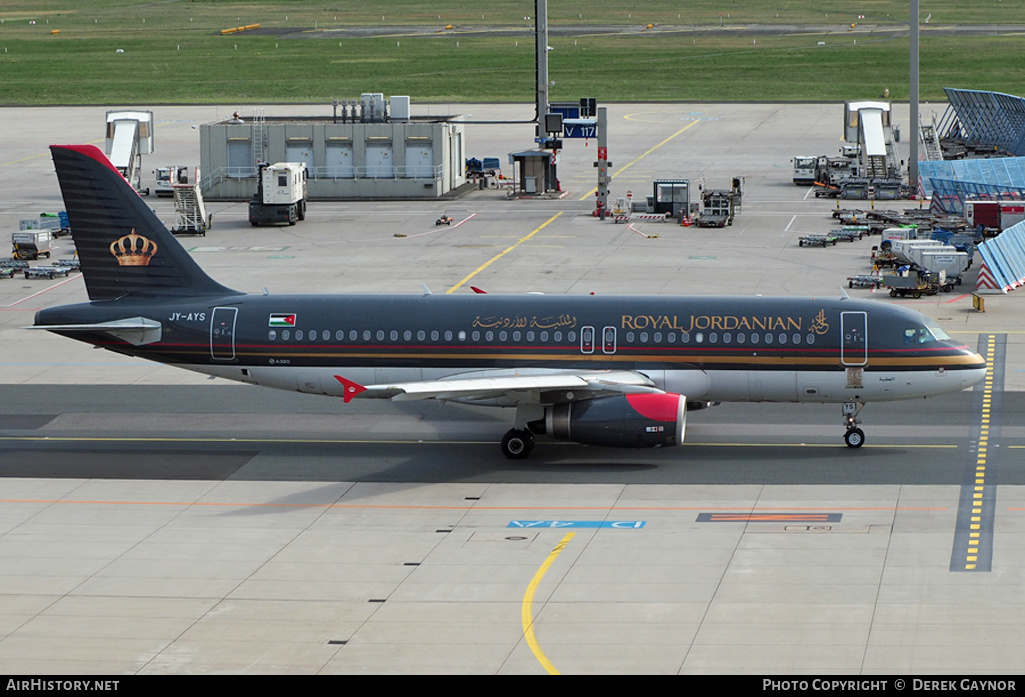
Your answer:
(501, 428), (535, 459)
(843, 401), (865, 448)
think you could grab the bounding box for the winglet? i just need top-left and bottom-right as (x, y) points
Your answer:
(333, 375), (367, 403)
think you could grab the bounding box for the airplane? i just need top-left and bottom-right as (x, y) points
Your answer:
(31, 144), (988, 458)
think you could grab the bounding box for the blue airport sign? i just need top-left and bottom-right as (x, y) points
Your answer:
(562, 118), (597, 139)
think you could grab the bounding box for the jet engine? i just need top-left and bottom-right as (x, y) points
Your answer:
(540, 393), (687, 448)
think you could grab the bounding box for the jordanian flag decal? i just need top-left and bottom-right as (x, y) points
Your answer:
(268, 313), (297, 328)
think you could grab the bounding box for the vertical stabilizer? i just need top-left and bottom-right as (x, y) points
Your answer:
(50, 144), (238, 300)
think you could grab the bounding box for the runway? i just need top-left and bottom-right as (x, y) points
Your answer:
(3, 102), (1025, 674)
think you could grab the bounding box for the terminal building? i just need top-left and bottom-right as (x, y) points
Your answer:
(198, 95), (467, 200)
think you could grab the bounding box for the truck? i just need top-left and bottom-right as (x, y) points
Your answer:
(964, 200), (1025, 233)
(249, 162), (308, 226)
(792, 156), (822, 185)
(154, 166), (189, 197)
(883, 268), (954, 298)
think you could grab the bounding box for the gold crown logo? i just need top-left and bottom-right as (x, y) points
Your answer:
(109, 229), (158, 266)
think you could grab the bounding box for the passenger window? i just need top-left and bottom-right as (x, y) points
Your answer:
(268, 330), (277, 341)
(296, 330), (304, 341)
(282, 330), (290, 340)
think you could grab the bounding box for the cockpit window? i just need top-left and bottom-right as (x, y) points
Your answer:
(904, 321), (950, 344)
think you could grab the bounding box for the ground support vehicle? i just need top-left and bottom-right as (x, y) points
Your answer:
(21, 213), (71, 238)
(155, 166), (189, 197)
(883, 269), (954, 298)
(53, 258), (81, 271)
(0, 267), (14, 280)
(847, 275), (883, 289)
(24, 265), (72, 280)
(11, 231), (52, 260)
(172, 182), (211, 236)
(435, 215), (453, 226)
(249, 162), (308, 227)
(695, 188), (736, 227)
(871, 246), (901, 268)
(798, 234), (838, 247)
(835, 226), (868, 242)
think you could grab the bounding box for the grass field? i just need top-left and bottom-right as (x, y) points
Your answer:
(1, 1), (1024, 104)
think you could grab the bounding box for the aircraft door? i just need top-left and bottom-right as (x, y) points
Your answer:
(841, 311), (868, 366)
(210, 307), (238, 361)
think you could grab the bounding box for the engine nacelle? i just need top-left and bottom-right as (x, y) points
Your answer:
(543, 393), (687, 448)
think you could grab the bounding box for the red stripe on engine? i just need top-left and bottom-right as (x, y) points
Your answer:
(625, 393), (682, 422)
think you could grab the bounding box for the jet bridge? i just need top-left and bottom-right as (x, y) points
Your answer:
(105, 110), (154, 195)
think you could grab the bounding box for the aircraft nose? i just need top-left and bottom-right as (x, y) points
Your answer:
(963, 349), (988, 389)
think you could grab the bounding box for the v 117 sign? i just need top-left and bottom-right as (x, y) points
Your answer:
(562, 118), (597, 139)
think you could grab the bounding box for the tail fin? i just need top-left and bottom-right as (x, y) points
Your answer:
(50, 144), (238, 301)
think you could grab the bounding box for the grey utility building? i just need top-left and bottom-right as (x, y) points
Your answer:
(199, 96), (467, 200)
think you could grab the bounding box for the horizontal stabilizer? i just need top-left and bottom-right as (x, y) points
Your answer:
(27, 316), (162, 346)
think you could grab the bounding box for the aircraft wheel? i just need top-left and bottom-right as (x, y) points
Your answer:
(501, 429), (535, 459)
(844, 428), (865, 449)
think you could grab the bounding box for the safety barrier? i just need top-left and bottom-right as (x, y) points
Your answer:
(220, 24), (260, 35)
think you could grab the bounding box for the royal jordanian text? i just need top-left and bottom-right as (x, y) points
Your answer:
(621, 313), (821, 333)
(6, 680), (119, 691)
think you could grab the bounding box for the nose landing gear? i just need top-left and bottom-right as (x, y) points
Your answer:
(843, 401), (865, 448)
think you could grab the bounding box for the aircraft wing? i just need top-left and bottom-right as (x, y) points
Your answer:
(333, 369), (662, 405)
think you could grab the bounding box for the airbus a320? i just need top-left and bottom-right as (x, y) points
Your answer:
(32, 145), (987, 458)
